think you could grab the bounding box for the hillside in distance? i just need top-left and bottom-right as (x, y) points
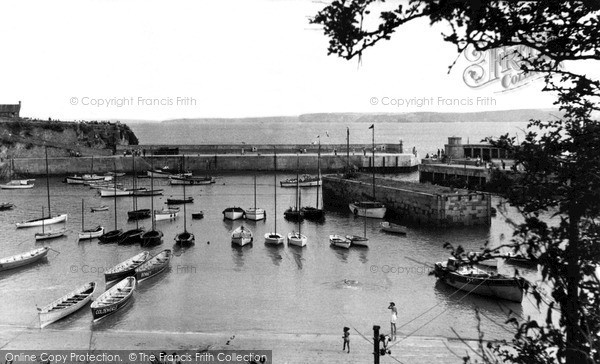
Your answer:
(161, 109), (561, 124)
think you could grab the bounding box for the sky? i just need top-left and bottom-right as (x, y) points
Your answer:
(0, 0), (588, 121)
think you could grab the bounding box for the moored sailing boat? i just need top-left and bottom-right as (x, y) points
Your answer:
(287, 155), (307, 247)
(265, 148), (284, 245)
(141, 157), (164, 247)
(15, 148), (67, 228)
(245, 175), (265, 221)
(98, 163), (124, 244)
(175, 162), (195, 247)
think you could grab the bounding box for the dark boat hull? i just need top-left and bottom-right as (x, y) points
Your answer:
(118, 228), (145, 245)
(127, 209), (151, 220)
(175, 231), (195, 246)
(91, 290), (133, 320)
(140, 230), (163, 247)
(284, 209), (303, 221)
(98, 229), (124, 244)
(301, 207), (324, 220)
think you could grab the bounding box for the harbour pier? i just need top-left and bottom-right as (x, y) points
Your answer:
(323, 174), (491, 227)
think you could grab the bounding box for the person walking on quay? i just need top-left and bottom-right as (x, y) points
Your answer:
(342, 326), (350, 353)
(388, 302), (398, 340)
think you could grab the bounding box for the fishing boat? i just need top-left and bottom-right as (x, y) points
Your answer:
(99, 187), (133, 197)
(284, 159), (304, 221)
(166, 196), (194, 204)
(433, 257), (524, 302)
(16, 148), (68, 228)
(246, 175), (265, 221)
(104, 251), (150, 282)
(140, 158), (164, 247)
(231, 226), (253, 246)
(0, 179), (35, 189)
(90, 205), (109, 212)
(90, 276), (136, 321)
(301, 137), (325, 220)
(35, 228), (67, 241)
(98, 163), (124, 244)
(0, 202), (15, 210)
(503, 253), (538, 268)
(154, 208), (180, 221)
(135, 249), (172, 282)
(78, 200), (105, 240)
(191, 212), (204, 219)
(265, 148), (284, 245)
(287, 155), (307, 247)
(38, 281), (97, 328)
(78, 225), (104, 240)
(380, 221), (407, 235)
(169, 175), (215, 185)
(65, 174), (107, 184)
(329, 234), (351, 249)
(0, 247), (49, 271)
(222, 207), (245, 220)
(127, 155), (151, 221)
(175, 163), (195, 247)
(132, 188), (163, 197)
(348, 124), (387, 219)
(280, 175), (321, 187)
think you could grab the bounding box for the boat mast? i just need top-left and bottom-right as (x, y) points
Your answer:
(41, 206), (45, 234)
(346, 127), (349, 172)
(150, 154), (155, 231)
(317, 138), (320, 210)
(113, 160), (118, 231)
(296, 154), (300, 235)
(132, 153), (139, 229)
(371, 124), (375, 200)
(273, 146), (277, 234)
(253, 174), (257, 211)
(45, 147), (51, 217)
(81, 199), (84, 231)
(183, 154), (187, 233)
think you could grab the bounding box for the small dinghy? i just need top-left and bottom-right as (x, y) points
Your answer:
(346, 235), (369, 247)
(231, 226), (253, 246)
(0, 247), (49, 271)
(191, 212), (204, 219)
(35, 228), (67, 241)
(90, 205), (109, 212)
(380, 221), (407, 235)
(104, 251), (150, 282)
(329, 234), (351, 249)
(135, 249), (172, 282)
(78, 225), (105, 241)
(90, 276), (136, 321)
(0, 202), (15, 211)
(166, 196), (194, 204)
(38, 281), (96, 328)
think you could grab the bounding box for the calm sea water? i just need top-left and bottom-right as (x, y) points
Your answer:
(0, 172), (544, 342)
(129, 121), (528, 156)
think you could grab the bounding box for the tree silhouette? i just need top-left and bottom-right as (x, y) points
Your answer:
(312, 1), (600, 363)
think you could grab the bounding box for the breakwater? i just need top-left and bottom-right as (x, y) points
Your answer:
(322, 174), (491, 227)
(9, 152), (418, 176)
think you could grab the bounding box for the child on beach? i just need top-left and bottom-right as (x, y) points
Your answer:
(342, 326), (350, 353)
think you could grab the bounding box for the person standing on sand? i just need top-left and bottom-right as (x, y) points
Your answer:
(342, 326), (350, 353)
(388, 302), (397, 340)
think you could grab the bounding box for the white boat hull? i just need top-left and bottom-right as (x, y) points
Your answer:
(329, 235), (351, 249)
(280, 180), (321, 187)
(287, 232), (307, 247)
(245, 208), (265, 221)
(264, 233), (284, 245)
(346, 235), (369, 247)
(78, 227), (105, 240)
(154, 210), (179, 221)
(35, 228), (67, 241)
(349, 203), (387, 219)
(16, 214), (68, 228)
(232, 226), (253, 246)
(0, 180), (35, 189)
(100, 188), (132, 197)
(39, 282), (96, 328)
(223, 209), (245, 220)
(66, 175), (107, 184)
(0, 247), (49, 271)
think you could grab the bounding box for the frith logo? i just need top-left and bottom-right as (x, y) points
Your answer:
(462, 44), (545, 91)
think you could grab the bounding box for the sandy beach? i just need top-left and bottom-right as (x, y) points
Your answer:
(0, 325), (474, 364)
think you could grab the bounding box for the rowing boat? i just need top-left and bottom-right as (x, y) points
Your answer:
(104, 251), (150, 282)
(135, 249), (171, 282)
(38, 282), (96, 328)
(91, 276), (136, 321)
(0, 247), (49, 271)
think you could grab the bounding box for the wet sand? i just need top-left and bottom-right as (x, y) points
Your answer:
(0, 326), (471, 364)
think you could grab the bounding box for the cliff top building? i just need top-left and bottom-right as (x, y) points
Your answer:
(0, 101), (21, 119)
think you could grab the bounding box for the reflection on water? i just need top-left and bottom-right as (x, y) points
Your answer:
(265, 244), (284, 266)
(287, 245), (304, 270)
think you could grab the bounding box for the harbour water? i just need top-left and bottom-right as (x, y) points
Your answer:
(0, 172), (544, 343)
